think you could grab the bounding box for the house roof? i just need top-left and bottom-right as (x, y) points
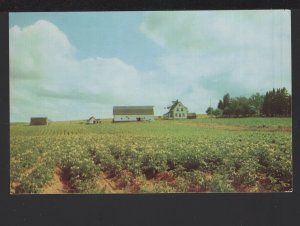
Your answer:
(87, 116), (95, 121)
(166, 100), (188, 114)
(113, 106), (154, 115)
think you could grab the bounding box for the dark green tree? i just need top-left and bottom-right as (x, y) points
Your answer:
(206, 107), (214, 115)
(223, 93), (230, 109)
(261, 87), (291, 117)
(248, 93), (264, 116)
(211, 87), (290, 118)
(217, 100), (223, 110)
(212, 108), (222, 117)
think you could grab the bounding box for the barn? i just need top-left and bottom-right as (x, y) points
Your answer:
(30, 117), (48, 126)
(113, 106), (154, 122)
(87, 116), (101, 124)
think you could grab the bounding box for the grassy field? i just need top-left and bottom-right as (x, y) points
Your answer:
(10, 117), (292, 193)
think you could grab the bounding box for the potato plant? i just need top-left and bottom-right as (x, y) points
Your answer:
(10, 117), (292, 193)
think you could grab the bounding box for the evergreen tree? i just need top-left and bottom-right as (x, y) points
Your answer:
(206, 107), (214, 115)
(217, 100), (223, 110)
(211, 87), (291, 118)
(261, 87), (291, 117)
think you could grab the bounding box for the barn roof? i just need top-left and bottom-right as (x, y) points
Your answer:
(31, 117), (48, 120)
(113, 106), (154, 115)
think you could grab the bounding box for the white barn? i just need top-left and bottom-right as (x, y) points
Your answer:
(113, 106), (154, 122)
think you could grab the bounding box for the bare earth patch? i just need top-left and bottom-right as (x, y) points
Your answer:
(10, 182), (21, 194)
(41, 167), (74, 194)
(96, 172), (124, 193)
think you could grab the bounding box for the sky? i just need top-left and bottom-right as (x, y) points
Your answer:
(9, 11), (291, 122)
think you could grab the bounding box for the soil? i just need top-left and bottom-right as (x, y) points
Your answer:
(96, 172), (124, 193)
(10, 182), (21, 194)
(154, 171), (176, 184)
(39, 169), (275, 193)
(41, 167), (75, 194)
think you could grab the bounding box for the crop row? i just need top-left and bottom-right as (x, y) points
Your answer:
(10, 127), (292, 193)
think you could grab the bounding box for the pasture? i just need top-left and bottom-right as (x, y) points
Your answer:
(10, 117), (292, 193)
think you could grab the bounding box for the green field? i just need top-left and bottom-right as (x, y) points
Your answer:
(10, 117), (292, 193)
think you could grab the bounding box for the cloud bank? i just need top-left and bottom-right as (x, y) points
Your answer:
(10, 20), (163, 121)
(140, 10), (291, 97)
(10, 11), (291, 122)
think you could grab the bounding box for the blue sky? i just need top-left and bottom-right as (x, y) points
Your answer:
(9, 11), (291, 121)
(10, 12), (164, 71)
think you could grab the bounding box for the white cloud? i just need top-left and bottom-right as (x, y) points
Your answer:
(141, 10), (291, 102)
(10, 11), (292, 121)
(10, 20), (158, 121)
(140, 11), (290, 52)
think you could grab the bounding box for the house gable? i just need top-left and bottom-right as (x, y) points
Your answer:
(87, 116), (101, 124)
(164, 100), (189, 119)
(170, 102), (188, 114)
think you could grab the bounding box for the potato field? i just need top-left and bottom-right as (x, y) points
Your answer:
(10, 117), (292, 193)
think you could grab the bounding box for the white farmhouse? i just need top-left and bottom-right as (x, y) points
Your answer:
(87, 116), (101, 124)
(163, 100), (188, 119)
(113, 106), (154, 122)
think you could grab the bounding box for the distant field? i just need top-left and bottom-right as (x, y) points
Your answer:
(10, 117), (292, 193)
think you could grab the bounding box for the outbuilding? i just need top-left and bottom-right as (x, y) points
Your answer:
(87, 116), (101, 124)
(187, 113), (197, 119)
(113, 106), (154, 122)
(30, 117), (48, 126)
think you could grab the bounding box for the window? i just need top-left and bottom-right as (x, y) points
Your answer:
(175, 113), (178, 117)
(177, 108), (179, 111)
(179, 113), (181, 117)
(181, 108), (183, 111)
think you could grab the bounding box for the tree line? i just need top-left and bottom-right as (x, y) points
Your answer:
(206, 87), (291, 117)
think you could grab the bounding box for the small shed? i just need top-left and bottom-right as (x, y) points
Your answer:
(87, 116), (101, 124)
(187, 113), (197, 119)
(30, 117), (48, 126)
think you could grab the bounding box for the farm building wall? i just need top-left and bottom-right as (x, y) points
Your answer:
(86, 116), (101, 124)
(164, 100), (188, 119)
(30, 117), (48, 125)
(113, 115), (154, 122)
(87, 119), (95, 124)
(187, 113), (197, 119)
(170, 103), (188, 119)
